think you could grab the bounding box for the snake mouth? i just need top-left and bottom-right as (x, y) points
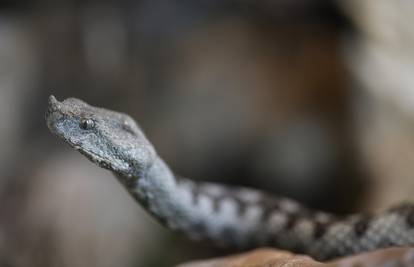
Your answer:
(76, 147), (118, 171)
(54, 128), (133, 177)
(79, 147), (133, 177)
(56, 131), (133, 177)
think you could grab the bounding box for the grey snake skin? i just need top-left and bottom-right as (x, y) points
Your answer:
(45, 96), (414, 261)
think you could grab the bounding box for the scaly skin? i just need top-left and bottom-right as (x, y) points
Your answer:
(45, 96), (414, 260)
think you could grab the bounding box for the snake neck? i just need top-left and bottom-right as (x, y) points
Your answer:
(123, 158), (414, 261)
(116, 156), (333, 250)
(128, 156), (183, 227)
(117, 155), (414, 260)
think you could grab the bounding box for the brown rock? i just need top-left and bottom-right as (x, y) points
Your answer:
(177, 247), (414, 267)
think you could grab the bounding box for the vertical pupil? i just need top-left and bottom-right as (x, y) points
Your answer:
(80, 118), (93, 129)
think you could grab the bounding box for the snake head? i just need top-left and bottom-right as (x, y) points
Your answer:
(46, 95), (156, 177)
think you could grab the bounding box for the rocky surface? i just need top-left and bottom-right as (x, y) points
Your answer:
(178, 247), (414, 267)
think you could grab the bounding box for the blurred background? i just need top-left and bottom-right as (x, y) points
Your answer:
(0, 0), (413, 266)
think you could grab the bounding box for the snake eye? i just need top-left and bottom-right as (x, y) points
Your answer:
(80, 118), (95, 130)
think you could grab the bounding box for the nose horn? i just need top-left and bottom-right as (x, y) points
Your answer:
(46, 95), (62, 118)
(45, 95), (63, 130)
(48, 95), (62, 110)
(48, 95), (58, 106)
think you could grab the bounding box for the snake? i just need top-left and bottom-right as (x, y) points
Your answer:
(45, 95), (414, 261)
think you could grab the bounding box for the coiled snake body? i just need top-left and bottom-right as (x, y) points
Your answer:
(46, 96), (414, 260)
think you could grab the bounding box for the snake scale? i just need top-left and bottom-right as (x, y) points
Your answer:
(45, 96), (414, 261)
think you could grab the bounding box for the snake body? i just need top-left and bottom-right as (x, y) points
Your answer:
(45, 96), (414, 260)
